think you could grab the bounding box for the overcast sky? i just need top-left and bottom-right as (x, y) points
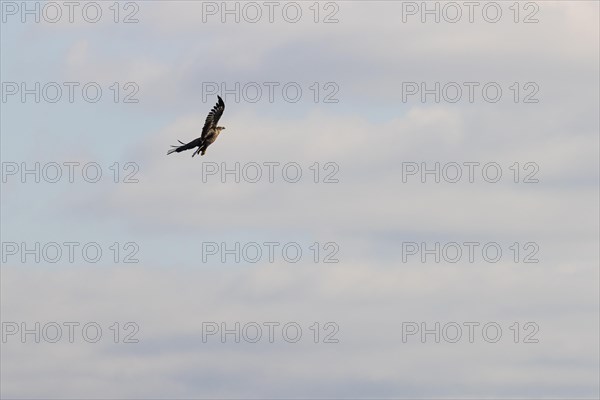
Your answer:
(1, 1), (599, 398)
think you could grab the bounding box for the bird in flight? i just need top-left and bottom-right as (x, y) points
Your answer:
(167, 96), (226, 157)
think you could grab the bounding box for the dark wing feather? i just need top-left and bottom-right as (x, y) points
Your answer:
(200, 96), (225, 139)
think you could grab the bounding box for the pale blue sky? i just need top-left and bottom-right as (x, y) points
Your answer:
(1, 1), (599, 398)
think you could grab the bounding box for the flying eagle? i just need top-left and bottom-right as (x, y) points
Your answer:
(167, 96), (226, 157)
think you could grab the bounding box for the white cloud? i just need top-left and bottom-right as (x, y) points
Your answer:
(2, 1), (599, 398)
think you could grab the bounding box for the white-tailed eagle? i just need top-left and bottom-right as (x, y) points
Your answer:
(167, 96), (226, 157)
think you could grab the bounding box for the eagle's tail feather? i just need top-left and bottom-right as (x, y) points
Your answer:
(167, 139), (202, 156)
(167, 141), (185, 155)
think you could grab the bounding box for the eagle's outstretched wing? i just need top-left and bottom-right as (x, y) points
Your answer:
(200, 95), (225, 140)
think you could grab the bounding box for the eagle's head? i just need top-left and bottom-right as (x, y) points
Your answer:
(217, 126), (226, 132)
